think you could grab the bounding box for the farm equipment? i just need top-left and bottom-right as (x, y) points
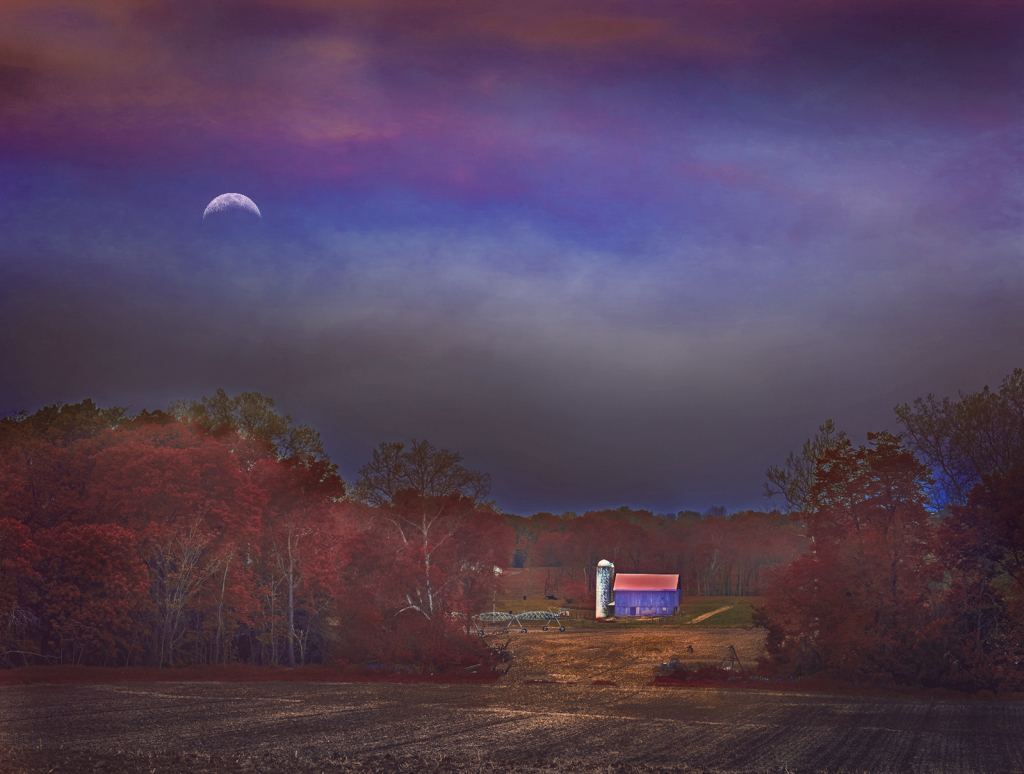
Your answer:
(721, 645), (744, 671)
(473, 610), (566, 635)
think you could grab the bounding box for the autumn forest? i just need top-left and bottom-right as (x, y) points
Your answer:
(2, 370), (1023, 694)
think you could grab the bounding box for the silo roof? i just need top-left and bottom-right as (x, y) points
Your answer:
(613, 574), (679, 591)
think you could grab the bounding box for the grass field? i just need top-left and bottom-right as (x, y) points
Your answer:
(674, 596), (758, 627)
(491, 569), (759, 628)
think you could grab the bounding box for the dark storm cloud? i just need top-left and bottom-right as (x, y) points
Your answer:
(777, 2), (1024, 84)
(136, 0), (341, 41)
(4, 201), (1023, 516)
(0, 56), (39, 104)
(3, 0), (1024, 515)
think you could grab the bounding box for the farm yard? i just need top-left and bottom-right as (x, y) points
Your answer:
(495, 626), (765, 686)
(3, 627), (1023, 774)
(486, 567), (758, 630)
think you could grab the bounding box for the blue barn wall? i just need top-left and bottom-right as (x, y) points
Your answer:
(613, 589), (681, 617)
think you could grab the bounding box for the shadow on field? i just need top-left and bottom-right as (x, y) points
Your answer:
(0, 663), (501, 688)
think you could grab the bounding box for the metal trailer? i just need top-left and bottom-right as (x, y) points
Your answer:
(473, 610), (567, 635)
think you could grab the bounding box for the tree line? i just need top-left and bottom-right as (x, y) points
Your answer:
(0, 385), (797, 673)
(756, 368), (1024, 693)
(0, 393), (509, 671)
(3, 365), (1021, 692)
(507, 508), (805, 601)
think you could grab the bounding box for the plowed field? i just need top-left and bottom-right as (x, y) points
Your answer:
(2, 628), (1022, 774)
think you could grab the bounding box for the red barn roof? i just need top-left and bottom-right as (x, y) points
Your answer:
(613, 574), (679, 591)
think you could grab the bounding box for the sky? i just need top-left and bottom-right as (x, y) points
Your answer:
(2, 0), (1023, 517)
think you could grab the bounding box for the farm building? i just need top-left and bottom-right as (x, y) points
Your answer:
(613, 574), (681, 617)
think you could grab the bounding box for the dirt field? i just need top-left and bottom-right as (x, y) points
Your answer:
(494, 625), (765, 686)
(3, 628), (1023, 774)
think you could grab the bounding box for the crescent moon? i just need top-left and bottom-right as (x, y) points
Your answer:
(203, 193), (262, 219)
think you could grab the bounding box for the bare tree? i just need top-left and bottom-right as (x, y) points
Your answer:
(894, 368), (1024, 507)
(353, 439), (492, 619)
(148, 521), (218, 668)
(764, 419), (847, 514)
(354, 439), (490, 508)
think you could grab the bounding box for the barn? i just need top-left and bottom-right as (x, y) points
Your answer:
(612, 574), (681, 617)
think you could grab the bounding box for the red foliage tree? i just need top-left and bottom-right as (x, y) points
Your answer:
(451, 510), (513, 623)
(927, 467), (1024, 691)
(0, 398), (366, 670)
(354, 440), (499, 620)
(0, 517), (41, 666)
(563, 514), (620, 587)
(255, 455), (345, 667)
(527, 530), (571, 597)
(86, 423), (265, 666)
(756, 432), (941, 683)
(36, 523), (149, 665)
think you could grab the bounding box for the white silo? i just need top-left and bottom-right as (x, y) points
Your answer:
(595, 559), (614, 619)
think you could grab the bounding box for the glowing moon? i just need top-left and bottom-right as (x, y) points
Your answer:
(203, 193), (261, 220)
